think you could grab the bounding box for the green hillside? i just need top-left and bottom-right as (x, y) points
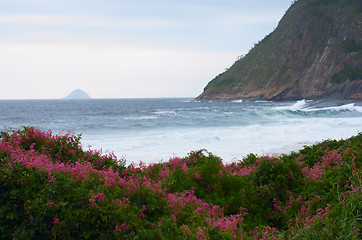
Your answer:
(198, 0), (362, 100)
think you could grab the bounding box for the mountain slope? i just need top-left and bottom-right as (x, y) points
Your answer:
(197, 0), (362, 100)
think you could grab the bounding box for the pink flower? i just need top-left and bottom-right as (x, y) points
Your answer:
(115, 223), (130, 232)
(53, 218), (59, 225)
(180, 162), (188, 172)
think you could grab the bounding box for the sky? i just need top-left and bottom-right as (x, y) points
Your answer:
(0, 0), (293, 99)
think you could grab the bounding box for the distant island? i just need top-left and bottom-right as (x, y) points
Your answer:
(63, 89), (91, 99)
(197, 0), (362, 101)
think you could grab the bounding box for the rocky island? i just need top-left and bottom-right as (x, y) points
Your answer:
(63, 89), (91, 99)
(197, 0), (362, 101)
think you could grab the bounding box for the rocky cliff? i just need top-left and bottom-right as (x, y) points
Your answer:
(197, 0), (362, 100)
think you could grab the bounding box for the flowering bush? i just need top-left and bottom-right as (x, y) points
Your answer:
(0, 127), (361, 239)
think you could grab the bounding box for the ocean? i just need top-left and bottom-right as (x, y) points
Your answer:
(0, 98), (361, 165)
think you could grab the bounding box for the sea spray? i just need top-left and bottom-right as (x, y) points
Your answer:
(0, 98), (361, 164)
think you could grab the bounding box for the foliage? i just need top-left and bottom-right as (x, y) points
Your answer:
(344, 40), (362, 53)
(0, 127), (361, 239)
(331, 67), (362, 83)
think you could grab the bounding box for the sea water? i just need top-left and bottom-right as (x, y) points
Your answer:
(0, 98), (361, 164)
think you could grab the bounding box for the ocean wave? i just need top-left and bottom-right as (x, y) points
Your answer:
(124, 115), (158, 120)
(154, 110), (177, 115)
(274, 99), (307, 111)
(314, 103), (362, 113)
(273, 100), (362, 113)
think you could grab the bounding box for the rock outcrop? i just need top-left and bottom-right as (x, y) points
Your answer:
(63, 89), (91, 99)
(197, 0), (362, 101)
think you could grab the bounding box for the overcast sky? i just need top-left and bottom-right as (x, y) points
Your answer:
(0, 0), (293, 99)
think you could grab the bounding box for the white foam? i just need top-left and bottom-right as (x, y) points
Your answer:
(81, 116), (361, 165)
(274, 99), (307, 111)
(307, 103), (362, 113)
(124, 115), (158, 120)
(273, 100), (362, 113)
(154, 110), (177, 115)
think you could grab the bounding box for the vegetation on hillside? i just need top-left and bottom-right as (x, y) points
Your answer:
(331, 67), (362, 83)
(198, 0), (362, 100)
(0, 127), (361, 239)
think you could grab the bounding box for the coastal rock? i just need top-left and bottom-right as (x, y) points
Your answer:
(197, 0), (362, 101)
(63, 89), (91, 99)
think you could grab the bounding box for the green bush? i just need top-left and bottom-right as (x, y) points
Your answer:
(0, 127), (361, 239)
(331, 67), (362, 83)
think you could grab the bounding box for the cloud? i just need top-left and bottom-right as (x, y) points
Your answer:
(0, 14), (176, 29)
(0, 1), (292, 99)
(224, 11), (285, 25)
(0, 44), (238, 99)
(0, 1), (288, 52)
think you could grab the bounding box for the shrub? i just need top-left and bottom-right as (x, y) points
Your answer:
(0, 127), (360, 239)
(331, 67), (362, 83)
